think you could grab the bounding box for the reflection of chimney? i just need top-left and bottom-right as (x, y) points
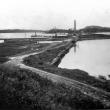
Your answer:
(74, 20), (76, 33)
(35, 32), (37, 36)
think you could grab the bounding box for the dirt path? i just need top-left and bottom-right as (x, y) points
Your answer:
(3, 41), (110, 107)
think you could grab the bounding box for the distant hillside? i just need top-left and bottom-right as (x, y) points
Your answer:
(2, 26), (110, 34)
(0, 29), (46, 33)
(48, 26), (110, 34)
(79, 26), (110, 33)
(47, 28), (77, 33)
(47, 28), (69, 33)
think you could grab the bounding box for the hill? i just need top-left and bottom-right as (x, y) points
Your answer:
(0, 29), (46, 33)
(79, 26), (110, 33)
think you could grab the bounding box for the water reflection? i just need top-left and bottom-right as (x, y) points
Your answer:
(59, 39), (110, 78)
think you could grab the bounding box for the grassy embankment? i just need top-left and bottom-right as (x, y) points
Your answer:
(24, 42), (110, 93)
(0, 67), (105, 110)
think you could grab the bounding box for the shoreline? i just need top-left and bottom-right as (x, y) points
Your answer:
(24, 40), (110, 92)
(50, 41), (74, 66)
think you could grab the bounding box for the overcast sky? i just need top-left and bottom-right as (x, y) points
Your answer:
(0, 0), (110, 29)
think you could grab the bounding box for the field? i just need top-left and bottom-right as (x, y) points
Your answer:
(0, 38), (50, 63)
(0, 67), (105, 110)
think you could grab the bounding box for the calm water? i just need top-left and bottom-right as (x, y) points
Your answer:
(0, 32), (66, 39)
(0, 40), (4, 43)
(0, 33), (36, 39)
(59, 39), (110, 78)
(96, 32), (110, 35)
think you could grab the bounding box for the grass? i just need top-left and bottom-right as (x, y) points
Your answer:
(0, 67), (105, 110)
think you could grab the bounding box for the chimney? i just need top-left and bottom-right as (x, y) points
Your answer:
(74, 20), (76, 32)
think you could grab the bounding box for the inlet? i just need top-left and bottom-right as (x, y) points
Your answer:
(59, 39), (110, 78)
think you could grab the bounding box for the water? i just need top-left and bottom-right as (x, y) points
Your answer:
(0, 40), (4, 43)
(39, 41), (63, 43)
(0, 32), (68, 44)
(95, 32), (110, 35)
(59, 39), (110, 78)
(0, 32), (66, 39)
(0, 33), (36, 39)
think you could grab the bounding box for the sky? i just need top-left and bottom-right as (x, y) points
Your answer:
(0, 0), (110, 29)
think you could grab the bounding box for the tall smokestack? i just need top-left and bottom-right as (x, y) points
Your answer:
(74, 20), (76, 32)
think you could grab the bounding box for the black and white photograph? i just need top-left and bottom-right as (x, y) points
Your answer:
(0, 0), (110, 109)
